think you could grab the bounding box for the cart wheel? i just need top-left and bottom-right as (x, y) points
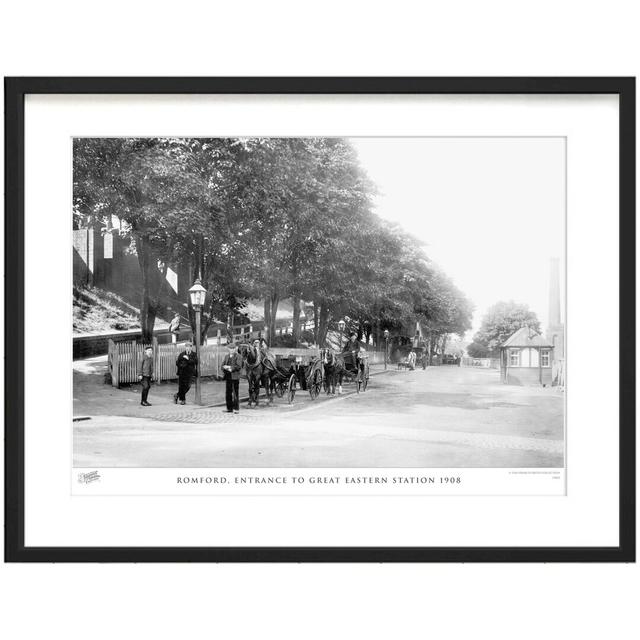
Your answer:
(309, 369), (322, 400)
(274, 381), (284, 398)
(287, 374), (297, 404)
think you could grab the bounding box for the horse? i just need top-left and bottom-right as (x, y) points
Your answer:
(322, 348), (347, 395)
(324, 347), (365, 394)
(238, 343), (272, 407)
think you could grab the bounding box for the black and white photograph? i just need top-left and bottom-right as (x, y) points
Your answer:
(72, 135), (566, 476)
(5, 73), (634, 566)
(2, 3), (638, 636)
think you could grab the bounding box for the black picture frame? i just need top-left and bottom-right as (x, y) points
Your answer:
(4, 77), (635, 563)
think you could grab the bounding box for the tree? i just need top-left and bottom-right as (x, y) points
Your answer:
(472, 301), (541, 355)
(74, 138), (247, 343)
(466, 341), (490, 358)
(170, 138), (254, 344)
(74, 138), (190, 341)
(74, 135), (475, 351)
(413, 266), (473, 363)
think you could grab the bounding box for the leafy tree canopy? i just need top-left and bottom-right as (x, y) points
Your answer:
(472, 301), (541, 354)
(74, 136), (474, 347)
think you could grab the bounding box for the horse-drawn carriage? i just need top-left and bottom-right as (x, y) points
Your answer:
(269, 357), (299, 405)
(322, 347), (370, 394)
(394, 344), (428, 370)
(240, 344), (326, 406)
(413, 346), (428, 369)
(239, 344), (298, 406)
(238, 343), (370, 407)
(277, 353), (326, 401)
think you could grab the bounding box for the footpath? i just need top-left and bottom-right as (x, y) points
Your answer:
(73, 354), (390, 420)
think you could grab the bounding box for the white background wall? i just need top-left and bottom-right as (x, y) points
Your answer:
(1, 2), (638, 639)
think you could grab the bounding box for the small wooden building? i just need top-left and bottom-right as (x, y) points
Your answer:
(500, 327), (554, 386)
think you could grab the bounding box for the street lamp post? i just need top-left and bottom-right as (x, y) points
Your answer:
(188, 278), (207, 406)
(383, 329), (389, 370)
(338, 319), (345, 350)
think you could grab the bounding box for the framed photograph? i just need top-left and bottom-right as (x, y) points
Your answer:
(5, 77), (635, 562)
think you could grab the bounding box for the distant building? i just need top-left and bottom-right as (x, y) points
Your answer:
(73, 223), (189, 296)
(545, 257), (565, 386)
(500, 327), (554, 386)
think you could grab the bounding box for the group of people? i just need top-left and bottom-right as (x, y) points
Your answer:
(137, 311), (199, 407)
(136, 341), (198, 407)
(137, 330), (367, 411)
(135, 337), (269, 414)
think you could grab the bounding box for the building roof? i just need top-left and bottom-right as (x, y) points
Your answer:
(501, 327), (554, 348)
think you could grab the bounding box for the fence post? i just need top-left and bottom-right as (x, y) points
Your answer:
(152, 336), (159, 382)
(108, 339), (119, 387)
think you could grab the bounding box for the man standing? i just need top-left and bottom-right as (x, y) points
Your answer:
(137, 346), (154, 406)
(169, 312), (181, 344)
(221, 343), (242, 414)
(174, 341), (198, 405)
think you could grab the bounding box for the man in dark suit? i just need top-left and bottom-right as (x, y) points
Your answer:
(221, 343), (243, 414)
(342, 332), (363, 370)
(174, 341), (198, 405)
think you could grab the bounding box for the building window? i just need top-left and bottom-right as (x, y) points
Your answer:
(509, 349), (520, 366)
(540, 349), (550, 367)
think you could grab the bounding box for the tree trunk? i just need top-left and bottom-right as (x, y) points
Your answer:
(428, 333), (436, 365)
(136, 234), (157, 343)
(263, 298), (271, 338)
(140, 295), (157, 344)
(198, 297), (215, 345)
(292, 294), (301, 346)
(318, 303), (329, 347)
(440, 334), (448, 357)
(269, 291), (280, 343)
(312, 299), (319, 344)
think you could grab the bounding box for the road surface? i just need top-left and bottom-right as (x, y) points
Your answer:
(74, 365), (564, 468)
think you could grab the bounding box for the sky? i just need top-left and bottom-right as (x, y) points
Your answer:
(350, 137), (566, 337)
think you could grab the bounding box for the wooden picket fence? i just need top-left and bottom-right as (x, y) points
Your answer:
(108, 338), (228, 387)
(108, 339), (325, 387)
(461, 357), (501, 369)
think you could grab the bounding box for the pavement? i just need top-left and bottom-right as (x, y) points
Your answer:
(74, 360), (565, 468)
(73, 354), (387, 420)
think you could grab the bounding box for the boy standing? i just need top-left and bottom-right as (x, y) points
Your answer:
(137, 346), (154, 406)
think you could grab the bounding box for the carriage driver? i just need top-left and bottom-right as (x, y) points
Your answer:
(254, 337), (268, 358)
(255, 337), (277, 370)
(343, 332), (359, 354)
(343, 332), (363, 371)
